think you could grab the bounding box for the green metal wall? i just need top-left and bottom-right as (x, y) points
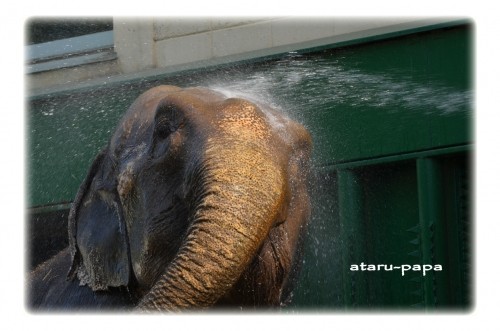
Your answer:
(27, 23), (473, 309)
(288, 23), (472, 310)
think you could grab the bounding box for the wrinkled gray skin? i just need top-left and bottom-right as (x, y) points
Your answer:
(28, 85), (312, 311)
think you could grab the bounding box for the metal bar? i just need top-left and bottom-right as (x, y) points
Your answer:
(416, 157), (443, 308)
(337, 169), (365, 308)
(432, 157), (468, 307)
(28, 202), (72, 215)
(295, 19), (470, 56)
(321, 145), (471, 171)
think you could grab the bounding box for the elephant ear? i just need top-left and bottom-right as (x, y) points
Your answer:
(67, 149), (131, 291)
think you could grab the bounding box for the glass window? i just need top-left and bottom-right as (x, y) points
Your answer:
(26, 18), (115, 73)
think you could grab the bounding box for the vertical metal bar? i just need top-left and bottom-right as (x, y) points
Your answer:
(416, 157), (442, 308)
(337, 169), (365, 308)
(432, 156), (469, 307)
(442, 162), (465, 305)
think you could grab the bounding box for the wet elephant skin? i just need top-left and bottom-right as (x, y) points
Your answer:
(28, 85), (312, 311)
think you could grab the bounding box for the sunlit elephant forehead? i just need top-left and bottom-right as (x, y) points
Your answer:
(122, 86), (228, 123)
(108, 86), (232, 155)
(142, 85), (228, 109)
(114, 86), (240, 131)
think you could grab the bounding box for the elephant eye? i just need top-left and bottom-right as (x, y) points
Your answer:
(155, 117), (176, 140)
(153, 102), (184, 140)
(152, 101), (186, 159)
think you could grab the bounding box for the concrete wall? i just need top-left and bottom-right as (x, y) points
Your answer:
(27, 17), (456, 96)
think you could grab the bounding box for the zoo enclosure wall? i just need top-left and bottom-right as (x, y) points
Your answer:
(27, 17), (458, 96)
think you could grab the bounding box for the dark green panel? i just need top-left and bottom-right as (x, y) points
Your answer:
(337, 169), (367, 307)
(27, 206), (69, 269)
(416, 157), (443, 308)
(291, 152), (471, 310)
(431, 153), (472, 308)
(358, 162), (423, 308)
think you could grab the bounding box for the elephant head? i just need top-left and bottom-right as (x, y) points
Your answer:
(68, 85), (312, 311)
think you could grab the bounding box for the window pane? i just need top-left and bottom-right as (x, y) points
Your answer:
(27, 17), (113, 45)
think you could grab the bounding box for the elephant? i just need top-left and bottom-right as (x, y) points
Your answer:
(28, 85), (312, 311)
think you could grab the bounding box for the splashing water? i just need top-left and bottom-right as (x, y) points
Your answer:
(207, 53), (471, 120)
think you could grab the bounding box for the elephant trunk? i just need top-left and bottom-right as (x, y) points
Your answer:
(138, 138), (286, 311)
